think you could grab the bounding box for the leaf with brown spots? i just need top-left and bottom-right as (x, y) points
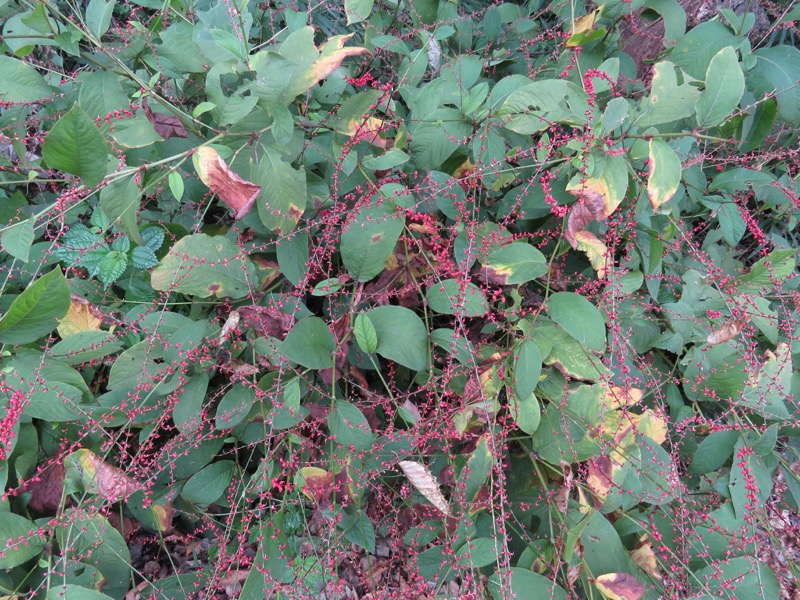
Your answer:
(595, 572), (646, 600)
(194, 146), (262, 219)
(64, 449), (142, 502)
(398, 460), (452, 517)
(142, 97), (189, 140)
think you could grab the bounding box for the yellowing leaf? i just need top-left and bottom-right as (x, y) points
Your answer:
(603, 386), (643, 410)
(631, 537), (662, 580)
(647, 139), (682, 211)
(295, 467), (333, 504)
(567, 153), (628, 218)
(294, 33), (370, 94)
(57, 295), (103, 338)
(595, 572), (645, 600)
(335, 116), (386, 148)
(194, 146), (261, 219)
(574, 231), (609, 279)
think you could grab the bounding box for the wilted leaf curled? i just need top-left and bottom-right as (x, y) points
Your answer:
(19, 459), (65, 515)
(142, 97), (189, 140)
(398, 460), (451, 517)
(195, 146), (262, 219)
(65, 449), (142, 502)
(295, 467), (333, 504)
(707, 319), (745, 345)
(595, 572), (645, 600)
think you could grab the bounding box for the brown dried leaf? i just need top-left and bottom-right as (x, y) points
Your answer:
(57, 294), (104, 337)
(595, 572), (646, 600)
(566, 192), (605, 248)
(296, 467), (333, 505)
(237, 305), (296, 339)
(20, 459), (65, 515)
(66, 449), (142, 502)
(398, 460), (452, 517)
(707, 319), (745, 345)
(194, 146), (262, 219)
(219, 310), (241, 342)
(142, 97), (189, 140)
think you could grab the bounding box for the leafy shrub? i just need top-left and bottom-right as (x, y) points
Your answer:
(0, 0), (799, 598)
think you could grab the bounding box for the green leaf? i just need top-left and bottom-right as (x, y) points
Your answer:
(85, 0), (115, 38)
(181, 461), (236, 505)
(131, 246), (158, 269)
(329, 400), (375, 451)
(362, 149), (410, 170)
(109, 113), (163, 148)
(0, 512), (46, 568)
(252, 148), (306, 235)
(481, 243), (548, 284)
(215, 383), (257, 430)
(42, 103), (108, 187)
(534, 326), (610, 381)
(0, 267), (71, 344)
(488, 568), (568, 600)
(168, 170), (184, 201)
(456, 537), (500, 569)
(345, 0), (375, 24)
(100, 176), (144, 244)
(151, 234), (256, 299)
(47, 585), (116, 600)
(461, 434), (494, 502)
(647, 138), (682, 211)
(365, 305), (428, 371)
(751, 46), (800, 122)
(737, 248), (796, 288)
(341, 200), (404, 282)
(547, 292), (606, 352)
(1, 217), (35, 262)
(689, 430), (739, 474)
(696, 47), (745, 128)
(692, 557), (779, 599)
(0, 56), (53, 102)
(50, 331), (123, 365)
(280, 317), (335, 369)
(739, 97), (777, 153)
(671, 20), (740, 79)
(339, 508), (376, 552)
(511, 391), (540, 435)
(633, 62), (699, 128)
(512, 339), (541, 400)
(427, 279), (488, 317)
(353, 313), (378, 354)
(737, 343), (792, 420)
(97, 250), (127, 284)
(276, 230), (308, 286)
(173, 374), (209, 434)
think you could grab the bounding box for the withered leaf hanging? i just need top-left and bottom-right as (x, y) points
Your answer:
(194, 146), (262, 219)
(143, 97), (189, 140)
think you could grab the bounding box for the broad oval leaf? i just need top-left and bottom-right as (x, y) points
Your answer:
(427, 279), (488, 317)
(181, 461), (236, 505)
(0, 512), (46, 568)
(0, 55), (54, 102)
(42, 103), (108, 187)
(481, 242), (548, 285)
(329, 400), (375, 451)
(488, 568), (568, 600)
(647, 138), (682, 211)
(353, 313), (378, 354)
(696, 46), (745, 128)
(280, 317), (335, 369)
(341, 200), (404, 282)
(0, 267), (71, 345)
(512, 339), (541, 400)
(366, 305), (428, 371)
(151, 234), (256, 299)
(547, 292), (606, 351)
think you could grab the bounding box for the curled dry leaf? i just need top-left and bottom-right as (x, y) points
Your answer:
(65, 449), (142, 502)
(631, 536), (661, 580)
(398, 460), (452, 517)
(566, 190), (606, 248)
(194, 146), (262, 219)
(219, 310), (241, 343)
(707, 319), (745, 345)
(594, 572), (646, 600)
(574, 230), (609, 279)
(142, 97), (189, 140)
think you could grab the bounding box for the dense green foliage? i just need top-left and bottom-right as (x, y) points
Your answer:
(1, 0), (799, 597)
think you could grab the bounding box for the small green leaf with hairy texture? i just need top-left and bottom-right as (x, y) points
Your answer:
(280, 317), (335, 369)
(0, 56), (53, 102)
(151, 234), (256, 299)
(696, 46), (744, 128)
(353, 313), (378, 354)
(547, 292), (606, 351)
(97, 250), (127, 285)
(647, 138), (682, 211)
(0, 267), (70, 344)
(1, 218), (34, 262)
(42, 103), (108, 187)
(427, 279), (488, 317)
